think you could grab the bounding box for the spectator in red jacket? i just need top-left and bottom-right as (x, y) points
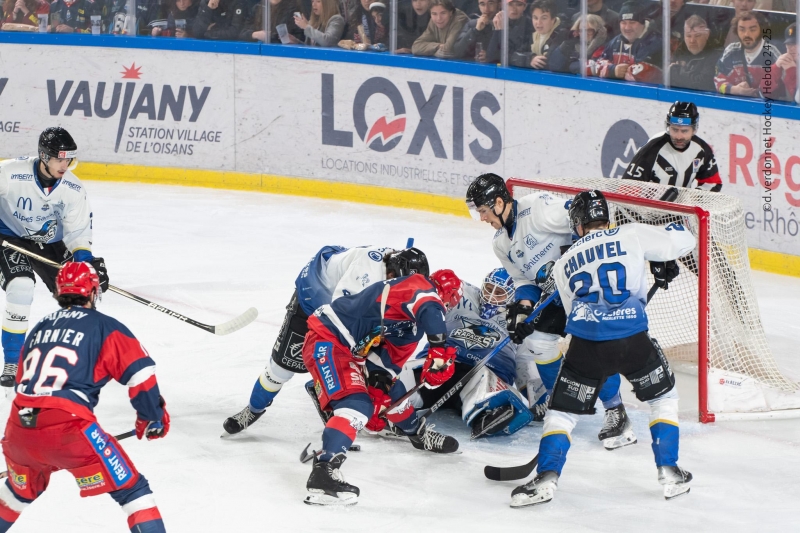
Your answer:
(1, 0), (48, 30)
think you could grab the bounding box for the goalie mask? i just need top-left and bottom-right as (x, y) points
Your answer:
(479, 268), (515, 319)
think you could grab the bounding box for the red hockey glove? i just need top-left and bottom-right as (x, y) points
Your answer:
(366, 386), (392, 432)
(136, 396), (170, 440)
(420, 346), (457, 389)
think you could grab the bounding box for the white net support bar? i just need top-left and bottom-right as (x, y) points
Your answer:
(508, 177), (800, 422)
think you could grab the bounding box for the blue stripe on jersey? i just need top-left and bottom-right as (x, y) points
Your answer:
(84, 424), (134, 488)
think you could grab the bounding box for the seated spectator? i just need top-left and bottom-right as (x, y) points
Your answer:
(708, 0), (794, 11)
(345, 0), (369, 39)
(240, 0), (304, 42)
(193, 0), (247, 39)
(722, 0), (754, 48)
(397, 0), (431, 52)
(670, 15), (721, 91)
(412, 0), (468, 57)
(570, 0), (619, 38)
(549, 13), (608, 73)
(776, 23), (796, 101)
(356, 1), (389, 44)
(149, 0), (200, 38)
(715, 11), (787, 98)
(486, 0), (533, 63)
(48, 0), (97, 32)
(588, 0), (662, 82)
(1, 0), (48, 30)
(511, 0), (568, 68)
(294, 0), (344, 45)
(452, 0), (499, 61)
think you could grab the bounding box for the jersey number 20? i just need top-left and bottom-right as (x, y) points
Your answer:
(19, 346), (78, 394)
(568, 262), (630, 304)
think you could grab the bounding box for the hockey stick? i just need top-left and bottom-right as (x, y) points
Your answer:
(0, 429), (136, 479)
(0, 241), (258, 336)
(483, 282), (661, 482)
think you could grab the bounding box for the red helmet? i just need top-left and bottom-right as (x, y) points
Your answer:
(431, 269), (462, 310)
(56, 262), (100, 298)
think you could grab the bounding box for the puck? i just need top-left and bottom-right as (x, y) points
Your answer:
(348, 444), (361, 452)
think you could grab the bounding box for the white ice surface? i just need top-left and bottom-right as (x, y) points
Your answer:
(2, 182), (799, 532)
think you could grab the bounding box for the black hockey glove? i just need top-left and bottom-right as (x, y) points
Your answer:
(535, 261), (557, 296)
(506, 301), (534, 344)
(650, 260), (679, 290)
(90, 257), (110, 292)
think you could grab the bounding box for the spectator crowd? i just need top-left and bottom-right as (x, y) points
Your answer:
(1, 0), (797, 102)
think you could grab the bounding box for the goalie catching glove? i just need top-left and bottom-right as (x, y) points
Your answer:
(420, 345), (456, 389)
(650, 260), (679, 290)
(136, 396), (171, 440)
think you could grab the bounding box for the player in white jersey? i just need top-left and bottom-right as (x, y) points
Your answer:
(622, 102), (722, 192)
(510, 190), (696, 508)
(415, 268), (533, 439)
(0, 127), (109, 388)
(222, 246), (427, 435)
(466, 174), (630, 447)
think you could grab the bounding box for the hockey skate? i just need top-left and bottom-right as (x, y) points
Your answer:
(530, 399), (548, 423)
(598, 404), (637, 450)
(470, 405), (514, 439)
(0, 364), (17, 389)
(222, 406), (264, 435)
(305, 454), (359, 506)
(658, 465), (692, 500)
(510, 470), (559, 508)
(408, 417), (459, 453)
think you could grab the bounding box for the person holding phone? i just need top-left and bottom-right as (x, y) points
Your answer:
(294, 0), (344, 45)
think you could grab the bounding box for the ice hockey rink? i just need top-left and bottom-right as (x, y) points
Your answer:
(1, 181), (798, 532)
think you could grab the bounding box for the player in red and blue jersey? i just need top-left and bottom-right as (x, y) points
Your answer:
(0, 262), (170, 533)
(301, 254), (462, 506)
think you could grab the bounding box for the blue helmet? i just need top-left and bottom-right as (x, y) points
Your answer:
(479, 268), (515, 319)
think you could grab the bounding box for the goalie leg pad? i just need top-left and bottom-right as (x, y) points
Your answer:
(624, 337), (675, 402)
(549, 363), (602, 415)
(461, 368), (533, 437)
(271, 291), (310, 374)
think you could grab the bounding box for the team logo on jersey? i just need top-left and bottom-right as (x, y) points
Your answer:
(368, 250), (383, 262)
(313, 341), (341, 395)
(451, 318), (501, 349)
(24, 220), (58, 243)
(571, 302), (600, 323)
(76, 473), (106, 492)
(524, 234), (538, 250)
(9, 469), (27, 491)
(515, 249), (524, 259)
(692, 158), (702, 173)
(41, 204), (50, 212)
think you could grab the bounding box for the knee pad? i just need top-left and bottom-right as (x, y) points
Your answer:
(549, 364), (601, 415)
(4, 278), (34, 307)
(260, 358), (294, 392)
(331, 393), (372, 426)
(3, 278), (34, 339)
(647, 387), (679, 426)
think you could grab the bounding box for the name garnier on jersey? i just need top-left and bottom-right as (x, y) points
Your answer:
(0, 156), (92, 252)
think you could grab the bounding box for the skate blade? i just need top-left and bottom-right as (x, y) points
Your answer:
(510, 488), (554, 508)
(663, 484), (691, 500)
(3, 387), (13, 400)
(602, 432), (637, 451)
(304, 490), (358, 506)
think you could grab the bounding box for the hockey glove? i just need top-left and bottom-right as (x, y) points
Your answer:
(90, 257), (109, 292)
(506, 301), (533, 344)
(420, 346), (457, 389)
(366, 386), (391, 432)
(535, 261), (557, 296)
(136, 396), (170, 440)
(650, 260), (679, 290)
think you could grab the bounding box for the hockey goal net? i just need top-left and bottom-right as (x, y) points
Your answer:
(507, 177), (800, 422)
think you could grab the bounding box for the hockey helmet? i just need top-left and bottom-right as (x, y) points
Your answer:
(569, 190), (609, 234)
(39, 127), (78, 168)
(431, 269), (463, 311)
(666, 101), (699, 130)
(385, 247), (430, 278)
(465, 174), (513, 221)
(56, 262), (100, 298)
(479, 268), (515, 319)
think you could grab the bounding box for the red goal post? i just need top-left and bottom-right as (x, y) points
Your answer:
(507, 177), (800, 423)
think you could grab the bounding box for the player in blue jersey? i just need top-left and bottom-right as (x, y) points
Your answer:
(0, 262), (169, 532)
(510, 190), (696, 508)
(0, 128), (109, 388)
(415, 268), (534, 439)
(466, 174), (633, 448)
(222, 245), (425, 435)
(301, 268), (463, 506)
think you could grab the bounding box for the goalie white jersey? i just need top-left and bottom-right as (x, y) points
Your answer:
(492, 193), (573, 302)
(0, 157), (92, 253)
(554, 222), (696, 341)
(295, 245), (390, 316)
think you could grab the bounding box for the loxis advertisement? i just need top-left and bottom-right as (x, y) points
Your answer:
(0, 45), (234, 169)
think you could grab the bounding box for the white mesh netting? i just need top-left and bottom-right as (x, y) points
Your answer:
(510, 177), (799, 408)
